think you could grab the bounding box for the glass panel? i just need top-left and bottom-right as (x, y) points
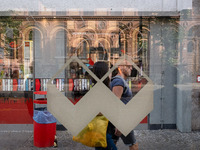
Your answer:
(51, 60), (96, 105)
(0, 17), (33, 123)
(1, 1), (200, 147)
(0, 17), (151, 121)
(3, 15), (196, 128)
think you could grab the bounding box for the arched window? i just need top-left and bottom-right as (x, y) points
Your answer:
(56, 29), (66, 58)
(29, 30), (33, 40)
(188, 25), (200, 37)
(187, 41), (194, 52)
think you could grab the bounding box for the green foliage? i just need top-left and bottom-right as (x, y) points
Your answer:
(0, 70), (4, 79)
(0, 16), (22, 38)
(151, 17), (186, 67)
(20, 64), (24, 73)
(0, 16), (22, 56)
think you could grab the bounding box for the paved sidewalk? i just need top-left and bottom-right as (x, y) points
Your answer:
(0, 129), (200, 150)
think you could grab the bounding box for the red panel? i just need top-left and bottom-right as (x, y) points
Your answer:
(33, 99), (47, 104)
(35, 79), (41, 91)
(68, 97), (82, 105)
(34, 91), (47, 95)
(0, 97), (33, 124)
(140, 116), (148, 124)
(13, 79), (18, 91)
(68, 79), (74, 91)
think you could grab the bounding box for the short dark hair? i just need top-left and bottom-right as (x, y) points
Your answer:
(93, 61), (110, 87)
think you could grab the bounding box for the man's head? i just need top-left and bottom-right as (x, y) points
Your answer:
(118, 60), (133, 78)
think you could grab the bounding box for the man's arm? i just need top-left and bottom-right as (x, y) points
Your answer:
(112, 85), (123, 136)
(112, 85), (123, 99)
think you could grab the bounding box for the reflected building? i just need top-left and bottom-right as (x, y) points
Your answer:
(0, 0), (199, 132)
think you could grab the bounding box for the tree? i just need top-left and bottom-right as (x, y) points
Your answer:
(0, 16), (22, 57)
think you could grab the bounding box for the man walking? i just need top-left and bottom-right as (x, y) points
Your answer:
(110, 60), (138, 150)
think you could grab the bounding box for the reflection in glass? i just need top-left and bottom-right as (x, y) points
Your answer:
(52, 61), (95, 104)
(108, 60), (148, 104)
